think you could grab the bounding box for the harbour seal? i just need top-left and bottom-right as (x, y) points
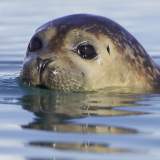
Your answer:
(20, 14), (160, 92)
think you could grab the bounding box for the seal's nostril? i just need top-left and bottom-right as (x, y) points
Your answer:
(37, 58), (43, 73)
(28, 36), (43, 52)
(36, 57), (53, 83)
(37, 58), (53, 73)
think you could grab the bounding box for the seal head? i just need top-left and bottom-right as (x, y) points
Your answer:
(20, 14), (160, 91)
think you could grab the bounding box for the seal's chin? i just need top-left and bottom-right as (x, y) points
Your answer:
(20, 59), (85, 92)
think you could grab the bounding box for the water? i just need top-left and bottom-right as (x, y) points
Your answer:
(0, 0), (160, 160)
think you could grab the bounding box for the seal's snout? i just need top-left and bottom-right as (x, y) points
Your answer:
(20, 56), (53, 88)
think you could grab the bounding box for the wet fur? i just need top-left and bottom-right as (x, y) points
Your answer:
(21, 14), (160, 91)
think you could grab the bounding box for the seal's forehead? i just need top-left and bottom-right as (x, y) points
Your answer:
(36, 14), (134, 48)
(36, 14), (147, 59)
(36, 14), (121, 34)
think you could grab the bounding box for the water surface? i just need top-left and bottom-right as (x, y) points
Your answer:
(0, 0), (160, 160)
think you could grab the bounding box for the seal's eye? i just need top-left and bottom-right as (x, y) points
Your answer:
(28, 36), (43, 52)
(76, 43), (97, 60)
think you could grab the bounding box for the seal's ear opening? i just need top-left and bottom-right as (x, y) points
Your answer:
(107, 45), (110, 55)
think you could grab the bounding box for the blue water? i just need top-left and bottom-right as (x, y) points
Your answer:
(0, 1), (160, 160)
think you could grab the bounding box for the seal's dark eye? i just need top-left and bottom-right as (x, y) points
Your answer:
(76, 43), (97, 60)
(28, 36), (43, 52)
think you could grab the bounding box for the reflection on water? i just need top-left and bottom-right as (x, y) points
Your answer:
(21, 88), (144, 117)
(31, 141), (131, 154)
(20, 86), (146, 154)
(0, 62), (160, 160)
